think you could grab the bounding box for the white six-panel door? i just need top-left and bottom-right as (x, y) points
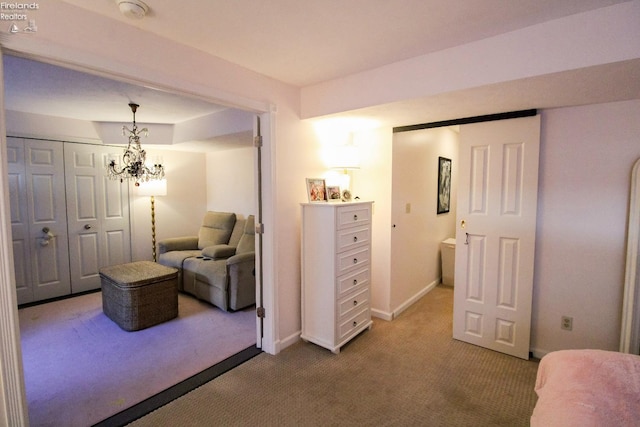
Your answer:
(64, 143), (131, 294)
(7, 137), (35, 304)
(7, 137), (72, 304)
(453, 115), (540, 359)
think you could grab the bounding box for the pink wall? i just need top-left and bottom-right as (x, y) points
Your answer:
(532, 99), (640, 355)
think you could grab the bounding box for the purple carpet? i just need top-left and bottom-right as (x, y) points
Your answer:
(19, 291), (256, 427)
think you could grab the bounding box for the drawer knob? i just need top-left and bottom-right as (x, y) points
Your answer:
(353, 214), (358, 221)
(353, 258), (358, 264)
(353, 321), (357, 327)
(353, 236), (358, 242)
(353, 300), (358, 306)
(353, 279), (357, 285)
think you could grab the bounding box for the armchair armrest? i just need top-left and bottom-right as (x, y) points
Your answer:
(158, 236), (199, 254)
(227, 251), (255, 266)
(202, 244), (237, 260)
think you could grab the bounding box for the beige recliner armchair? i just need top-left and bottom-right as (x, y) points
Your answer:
(158, 211), (256, 311)
(158, 211), (237, 287)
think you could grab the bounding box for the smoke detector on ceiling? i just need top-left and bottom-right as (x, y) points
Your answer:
(116, 0), (149, 19)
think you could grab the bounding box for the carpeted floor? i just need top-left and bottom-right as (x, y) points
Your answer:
(19, 292), (256, 427)
(129, 286), (540, 426)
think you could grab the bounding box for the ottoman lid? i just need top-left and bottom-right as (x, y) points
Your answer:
(99, 261), (177, 288)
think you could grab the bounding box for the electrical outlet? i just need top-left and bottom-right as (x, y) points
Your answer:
(561, 316), (573, 331)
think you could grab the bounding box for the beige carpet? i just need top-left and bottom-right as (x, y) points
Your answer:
(129, 286), (539, 426)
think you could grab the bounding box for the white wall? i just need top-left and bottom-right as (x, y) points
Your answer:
(131, 148), (207, 261)
(390, 127), (459, 315)
(532, 99), (640, 355)
(349, 127), (394, 316)
(205, 146), (255, 218)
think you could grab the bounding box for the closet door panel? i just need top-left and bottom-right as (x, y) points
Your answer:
(65, 144), (131, 293)
(24, 139), (71, 301)
(7, 138), (33, 304)
(101, 163), (131, 265)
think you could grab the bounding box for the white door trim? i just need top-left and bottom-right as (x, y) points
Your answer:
(0, 48), (29, 427)
(620, 158), (640, 354)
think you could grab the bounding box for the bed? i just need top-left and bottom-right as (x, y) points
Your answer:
(530, 349), (640, 426)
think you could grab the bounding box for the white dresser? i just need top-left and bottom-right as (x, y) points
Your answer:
(301, 201), (373, 354)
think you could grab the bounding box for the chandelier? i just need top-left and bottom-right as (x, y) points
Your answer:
(107, 103), (164, 186)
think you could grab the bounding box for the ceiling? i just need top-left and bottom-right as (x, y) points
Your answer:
(2, 0), (638, 147)
(60, 0), (630, 87)
(2, 54), (255, 151)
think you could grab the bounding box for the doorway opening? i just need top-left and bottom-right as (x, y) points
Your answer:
(1, 52), (271, 425)
(391, 110), (540, 360)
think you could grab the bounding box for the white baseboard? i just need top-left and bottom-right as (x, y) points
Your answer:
(392, 279), (440, 319)
(278, 330), (302, 353)
(371, 308), (393, 321)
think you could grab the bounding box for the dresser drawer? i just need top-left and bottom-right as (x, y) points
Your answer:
(338, 307), (370, 341)
(337, 226), (370, 252)
(338, 287), (370, 321)
(337, 246), (370, 275)
(337, 204), (371, 230)
(337, 267), (369, 299)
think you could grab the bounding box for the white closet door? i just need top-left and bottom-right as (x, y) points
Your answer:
(24, 138), (71, 302)
(7, 137), (32, 304)
(65, 143), (131, 293)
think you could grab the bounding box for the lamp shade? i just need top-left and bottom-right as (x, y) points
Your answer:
(136, 179), (167, 197)
(331, 144), (361, 170)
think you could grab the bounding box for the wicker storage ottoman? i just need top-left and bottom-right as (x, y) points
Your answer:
(100, 261), (178, 331)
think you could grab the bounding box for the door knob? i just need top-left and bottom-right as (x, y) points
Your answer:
(40, 227), (55, 246)
(84, 224), (92, 230)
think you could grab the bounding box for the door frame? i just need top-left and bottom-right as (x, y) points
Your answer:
(0, 47), (278, 425)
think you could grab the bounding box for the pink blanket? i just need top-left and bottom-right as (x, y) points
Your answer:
(531, 349), (640, 427)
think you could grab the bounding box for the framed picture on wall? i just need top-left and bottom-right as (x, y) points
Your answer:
(306, 178), (327, 202)
(437, 157), (452, 214)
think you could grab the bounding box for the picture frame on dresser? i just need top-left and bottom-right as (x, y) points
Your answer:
(327, 185), (341, 202)
(306, 178), (327, 203)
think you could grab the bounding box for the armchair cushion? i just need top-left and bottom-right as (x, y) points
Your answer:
(227, 218), (247, 248)
(236, 215), (255, 255)
(198, 211), (236, 249)
(201, 244), (237, 260)
(158, 250), (202, 270)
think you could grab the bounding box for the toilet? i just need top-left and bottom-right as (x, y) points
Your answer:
(440, 238), (456, 286)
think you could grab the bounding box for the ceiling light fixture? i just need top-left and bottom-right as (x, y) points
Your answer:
(116, 0), (149, 19)
(107, 103), (164, 186)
